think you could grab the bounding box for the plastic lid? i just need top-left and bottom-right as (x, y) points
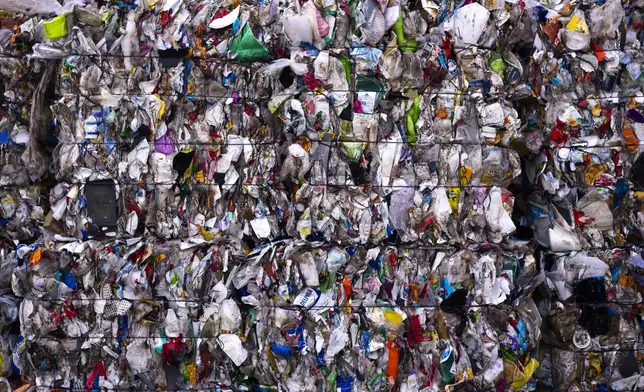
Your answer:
(573, 329), (591, 349)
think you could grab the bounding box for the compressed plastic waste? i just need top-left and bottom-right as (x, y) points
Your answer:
(0, 0), (642, 390)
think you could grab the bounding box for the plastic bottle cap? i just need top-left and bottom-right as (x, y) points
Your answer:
(573, 330), (591, 349)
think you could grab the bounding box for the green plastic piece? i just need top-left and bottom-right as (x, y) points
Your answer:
(326, 369), (337, 390)
(406, 95), (420, 146)
(489, 52), (506, 74)
(404, 38), (418, 52)
(230, 24), (269, 62)
(392, 14), (418, 52)
(338, 55), (351, 84)
(393, 14), (405, 48)
(356, 76), (384, 96)
(319, 270), (337, 292)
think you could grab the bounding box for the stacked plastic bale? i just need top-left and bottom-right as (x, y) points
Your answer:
(0, 0), (642, 390)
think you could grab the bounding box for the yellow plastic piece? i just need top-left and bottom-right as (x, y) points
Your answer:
(447, 187), (461, 212)
(511, 358), (539, 389)
(459, 166), (473, 186)
(584, 164), (605, 184)
(383, 310), (403, 326)
(43, 15), (68, 40)
(566, 15), (589, 34)
(200, 227), (213, 241)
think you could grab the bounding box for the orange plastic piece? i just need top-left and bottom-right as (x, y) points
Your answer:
(623, 127), (639, 153)
(386, 341), (399, 384)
